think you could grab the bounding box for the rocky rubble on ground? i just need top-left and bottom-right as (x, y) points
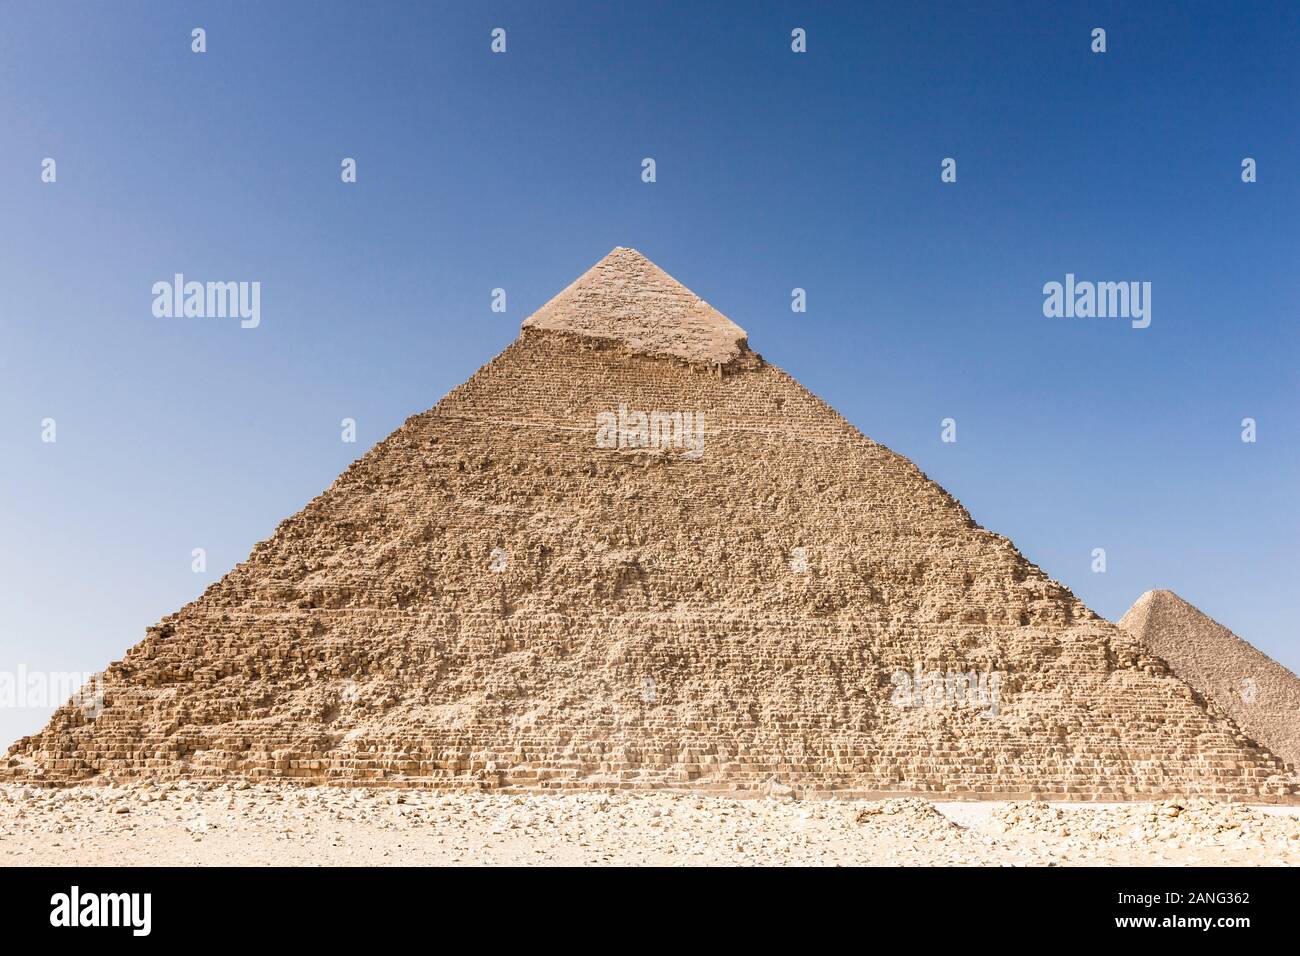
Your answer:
(2, 783), (1296, 866)
(991, 799), (1300, 850)
(855, 798), (959, 829)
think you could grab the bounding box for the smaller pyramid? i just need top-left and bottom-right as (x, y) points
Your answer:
(1120, 590), (1300, 771)
(522, 247), (749, 365)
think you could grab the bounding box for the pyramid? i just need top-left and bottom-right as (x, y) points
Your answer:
(1120, 590), (1300, 771)
(8, 248), (1296, 800)
(522, 247), (749, 365)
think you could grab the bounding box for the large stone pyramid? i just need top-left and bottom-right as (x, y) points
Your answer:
(1120, 590), (1300, 772)
(8, 249), (1296, 800)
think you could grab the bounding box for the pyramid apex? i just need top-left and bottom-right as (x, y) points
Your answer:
(522, 248), (749, 365)
(1135, 588), (1187, 608)
(1121, 589), (1180, 626)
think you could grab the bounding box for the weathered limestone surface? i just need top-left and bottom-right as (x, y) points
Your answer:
(6, 249), (1296, 800)
(1120, 590), (1300, 772)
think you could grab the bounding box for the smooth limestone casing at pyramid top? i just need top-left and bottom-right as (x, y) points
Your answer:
(8, 248), (1297, 800)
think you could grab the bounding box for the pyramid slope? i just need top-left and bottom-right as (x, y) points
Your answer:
(522, 247), (749, 366)
(7, 253), (1296, 800)
(1119, 590), (1300, 771)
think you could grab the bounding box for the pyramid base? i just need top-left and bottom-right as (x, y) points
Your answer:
(8, 750), (1297, 803)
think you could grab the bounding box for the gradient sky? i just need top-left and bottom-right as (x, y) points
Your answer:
(2, 1), (1297, 744)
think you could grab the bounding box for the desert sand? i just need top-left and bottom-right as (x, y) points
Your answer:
(4, 783), (1298, 867)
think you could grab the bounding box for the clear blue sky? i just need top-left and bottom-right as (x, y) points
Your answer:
(2, 1), (1297, 744)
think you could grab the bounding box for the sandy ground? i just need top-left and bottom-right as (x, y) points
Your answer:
(2, 783), (1298, 866)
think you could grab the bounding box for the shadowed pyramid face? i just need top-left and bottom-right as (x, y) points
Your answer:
(7, 251), (1296, 800)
